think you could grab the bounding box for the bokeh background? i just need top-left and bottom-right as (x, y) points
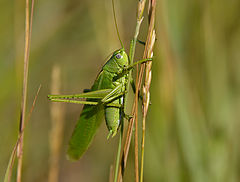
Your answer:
(1, 0), (240, 181)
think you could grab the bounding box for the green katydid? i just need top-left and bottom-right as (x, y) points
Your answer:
(48, 0), (151, 161)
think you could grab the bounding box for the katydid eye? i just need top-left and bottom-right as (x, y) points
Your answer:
(115, 54), (122, 59)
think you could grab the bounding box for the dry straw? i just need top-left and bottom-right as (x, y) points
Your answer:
(117, 0), (156, 181)
(17, 0), (35, 181)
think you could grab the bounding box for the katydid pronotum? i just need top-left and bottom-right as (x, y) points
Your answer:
(48, 1), (151, 161)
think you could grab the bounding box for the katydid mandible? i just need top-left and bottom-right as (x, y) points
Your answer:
(48, 2), (151, 161)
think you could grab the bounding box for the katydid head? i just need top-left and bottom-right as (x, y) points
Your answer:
(102, 48), (128, 73)
(112, 48), (128, 67)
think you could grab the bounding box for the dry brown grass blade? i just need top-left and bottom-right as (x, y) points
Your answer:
(140, 1), (156, 181)
(17, 0), (35, 181)
(48, 65), (65, 182)
(117, 1), (147, 181)
(4, 85), (41, 182)
(117, 0), (156, 181)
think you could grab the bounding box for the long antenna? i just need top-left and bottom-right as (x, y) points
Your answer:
(112, 0), (124, 49)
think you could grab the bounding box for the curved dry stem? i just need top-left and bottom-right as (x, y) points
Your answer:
(5, 85), (41, 182)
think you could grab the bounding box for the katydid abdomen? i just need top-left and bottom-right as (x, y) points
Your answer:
(105, 77), (125, 137)
(105, 99), (121, 137)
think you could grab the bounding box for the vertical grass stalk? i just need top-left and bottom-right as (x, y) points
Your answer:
(113, 125), (123, 182)
(117, 0), (146, 181)
(17, 0), (35, 181)
(140, 1), (156, 181)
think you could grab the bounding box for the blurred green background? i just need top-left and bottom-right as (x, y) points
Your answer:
(1, 0), (240, 181)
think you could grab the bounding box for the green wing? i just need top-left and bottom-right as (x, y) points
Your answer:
(67, 104), (104, 160)
(67, 70), (114, 160)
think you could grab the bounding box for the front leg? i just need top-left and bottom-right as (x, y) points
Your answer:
(126, 58), (152, 71)
(115, 58), (152, 79)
